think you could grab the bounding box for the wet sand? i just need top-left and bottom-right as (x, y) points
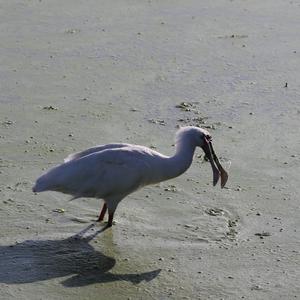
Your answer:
(0, 1), (299, 299)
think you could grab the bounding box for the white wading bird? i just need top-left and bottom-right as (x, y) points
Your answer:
(33, 126), (228, 227)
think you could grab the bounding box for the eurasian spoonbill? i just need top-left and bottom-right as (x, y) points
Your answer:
(33, 126), (228, 227)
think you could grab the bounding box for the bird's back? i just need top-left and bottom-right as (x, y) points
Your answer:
(64, 143), (130, 163)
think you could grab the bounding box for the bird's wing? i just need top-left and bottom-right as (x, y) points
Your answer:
(64, 143), (130, 163)
(50, 147), (151, 198)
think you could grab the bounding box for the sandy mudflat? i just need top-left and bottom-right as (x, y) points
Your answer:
(0, 1), (299, 299)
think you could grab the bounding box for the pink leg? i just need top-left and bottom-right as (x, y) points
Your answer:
(97, 203), (107, 222)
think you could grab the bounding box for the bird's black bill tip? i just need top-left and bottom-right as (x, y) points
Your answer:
(209, 141), (228, 188)
(202, 137), (228, 188)
(220, 168), (228, 188)
(213, 170), (220, 186)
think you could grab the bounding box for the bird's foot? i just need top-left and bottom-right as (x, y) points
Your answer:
(95, 219), (115, 228)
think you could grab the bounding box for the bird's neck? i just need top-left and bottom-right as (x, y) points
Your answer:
(164, 141), (196, 180)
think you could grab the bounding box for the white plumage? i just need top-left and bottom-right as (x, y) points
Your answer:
(33, 126), (228, 227)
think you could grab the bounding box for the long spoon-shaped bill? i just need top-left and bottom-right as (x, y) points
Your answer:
(201, 140), (220, 186)
(209, 141), (228, 188)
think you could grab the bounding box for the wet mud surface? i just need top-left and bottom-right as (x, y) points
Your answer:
(1, 1), (299, 299)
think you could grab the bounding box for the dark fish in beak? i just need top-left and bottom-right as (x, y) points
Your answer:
(201, 136), (228, 188)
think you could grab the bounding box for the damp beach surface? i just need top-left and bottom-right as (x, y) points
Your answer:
(0, 1), (299, 299)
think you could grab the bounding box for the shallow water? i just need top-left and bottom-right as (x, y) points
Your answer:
(1, 1), (299, 299)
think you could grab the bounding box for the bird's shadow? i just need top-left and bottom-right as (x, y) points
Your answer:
(0, 224), (161, 287)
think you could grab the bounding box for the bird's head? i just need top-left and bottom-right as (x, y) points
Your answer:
(177, 126), (228, 188)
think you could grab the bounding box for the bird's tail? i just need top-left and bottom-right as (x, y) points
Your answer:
(32, 176), (49, 193)
(32, 168), (58, 193)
